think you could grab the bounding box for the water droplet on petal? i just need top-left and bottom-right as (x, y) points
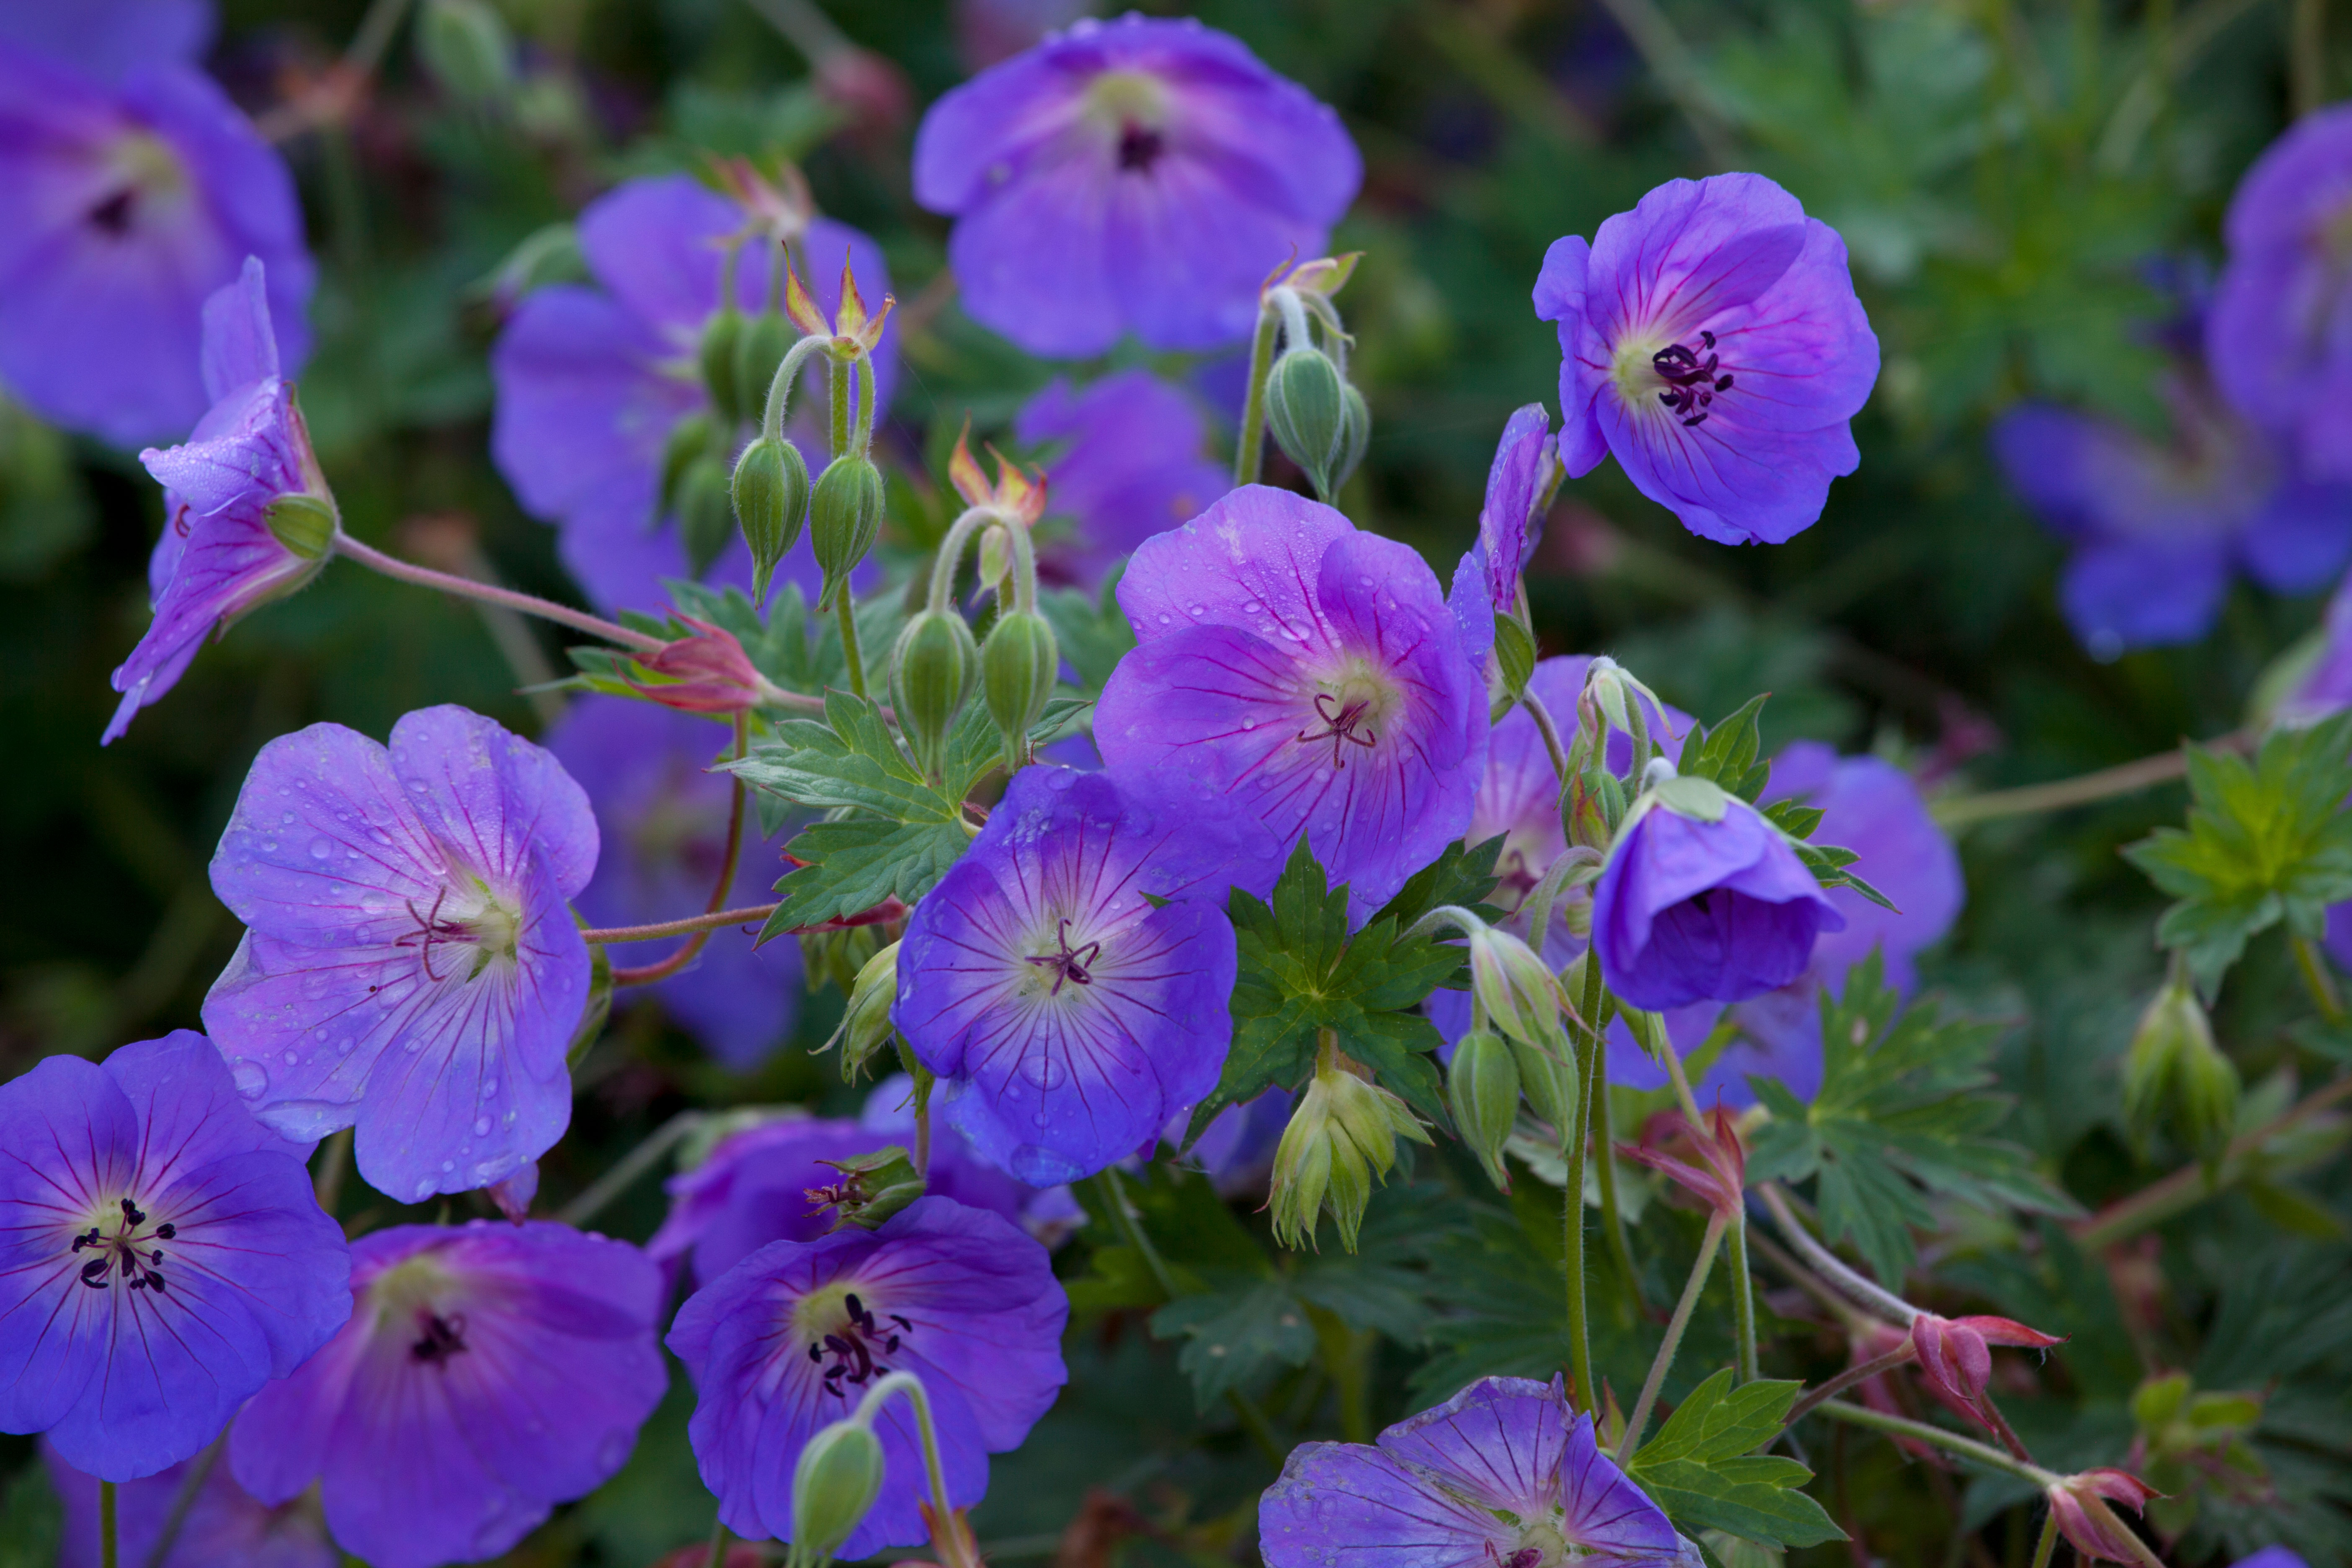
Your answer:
(230, 1060), (267, 1098)
(308, 837), (334, 860)
(473, 1116), (492, 1137)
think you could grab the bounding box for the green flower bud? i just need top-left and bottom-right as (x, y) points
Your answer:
(735, 309), (794, 429)
(824, 940), (900, 1083)
(1509, 1036), (1580, 1136)
(2125, 974), (2239, 1165)
(732, 435), (811, 605)
(1336, 380), (1371, 495)
(809, 1144), (926, 1232)
(676, 454), (735, 579)
(658, 412), (715, 517)
(1493, 614), (1537, 702)
(1447, 1028), (1520, 1191)
(1270, 1049), (1431, 1252)
(1468, 926), (1569, 1059)
(787, 1416), (886, 1568)
(1264, 346), (1356, 502)
(699, 307), (747, 428)
(983, 609), (1059, 770)
(263, 493), (336, 561)
(890, 609), (979, 770)
(810, 454), (885, 610)
(415, 0), (515, 106)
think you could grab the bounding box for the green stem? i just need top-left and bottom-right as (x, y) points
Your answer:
(1617, 1210), (1728, 1460)
(583, 904), (782, 945)
(1233, 304), (1281, 486)
(1590, 1025), (1639, 1306)
(836, 593), (868, 700)
(1523, 690), (1572, 781)
(829, 354), (851, 461)
(142, 1436), (222, 1568)
(2072, 1074), (2352, 1247)
(1930, 742), (2223, 828)
(758, 335), (827, 443)
(704, 1516), (731, 1568)
(2293, 0), (2328, 116)
(1783, 1343), (1917, 1426)
(1565, 1014), (1596, 1414)
(1810, 1400), (2058, 1488)
(1728, 1208), (1758, 1384)
(101, 1481), (118, 1568)
(333, 532), (668, 655)
(2293, 934), (2346, 1025)
(555, 1111), (704, 1227)
(1758, 1182), (1918, 1326)
(2028, 1507), (2061, 1568)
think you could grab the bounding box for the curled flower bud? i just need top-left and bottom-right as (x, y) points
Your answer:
(947, 421), (1048, 527)
(2124, 972), (2240, 1166)
(733, 435), (813, 605)
(1447, 1028), (1520, 1192)
(789, 1413), (887, 1568)
(1468, 925), (1570, 1059)
(891, 609), (980, 770)
(1909, 1312), (2065, 1431)
(1270, 1047), (1431, 1252)
(2045, 1469), (2164, 1565)
(1620, 1105), (1748, 1219)
(812, 454), (886, 609)
(983, 609), (1059, 771)
(826, 940), (903, 1083)
(624, 616), (774, 715)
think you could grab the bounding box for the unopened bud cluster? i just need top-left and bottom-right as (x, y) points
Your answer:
(1271, 1042), (1431, 1251)
(2123, 969), (2239, 1167)
(1259, 257), (1369, 503)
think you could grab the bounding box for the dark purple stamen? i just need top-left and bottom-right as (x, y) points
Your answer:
(395, 888), (471, 982)
(1117, 124), (1165, 173)
(811, 1291), (913, 1398)
(70, 1195), (173, 1292)
(410, 1311), (469, 1366)
(1297, 690), (1379, 768)
(1025, 917), (1102, 995)
(88, 188), (137, 236)
(1653, 329), (1731, 428)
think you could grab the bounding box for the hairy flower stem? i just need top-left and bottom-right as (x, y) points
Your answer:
(333, 532), (670, 654)
(1565, 1016), (1596, 1415)
(1618, 1210), (1728, 1461)
(100, 1480), (117, 1568)
(850, 1373), (982, 1568)
(1758, 1182), (1918, 1326)
(1783, 1343), (1916, 1426)
(2073, 1073), (2352, 1247)
(704, 1516), (731, 1568)
(1810, 1400), (2058, 1489)
(2027, 1507), (2061, 1568)
(556, 1110), (704, 1227)
(1523, 689), (1573, 781)
(1589, 1031), (1640, 1308)
(142, 1435), (224, 1568)
(581, 905), (783, 944)
(1093, 1167), (1284, 1465)
(611, 717), (749, 987)
(1931, 736), (2254, 828)
(2293, 934), (2346, 1025)
(1233, 304), (1281, 485)
(1727, 1210), (1758, 1384)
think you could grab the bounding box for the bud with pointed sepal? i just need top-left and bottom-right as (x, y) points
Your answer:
(1269, 1044), (1431, 1252)
(732, 435), (812, 605)
(2124, 970), (2239, 1167)
(891, 609), (978, 770)
(982, 609), (1058, 771)
(823, 939), (902, 1083)
(811, 454), (884, 609)
(1447, 1028), (1520, 1191)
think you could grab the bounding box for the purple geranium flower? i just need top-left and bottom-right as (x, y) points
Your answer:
(1993, 386), (2352, 657)
(1535, 173), (1878, 546)
(894, 765), (1261, 1184)
(666, 1195), (1067, 1555)
(1260, 1374), (1681, 1568)
(1096, 485), (1490, 919)
(0, 13), (310, 444)
(204, 705), (598, 1203)
(1472, 403), (1554, 615)
(647, 1109), (1039, 1289)
(46, 1438), (335, 1568)
(108, 257), (330, 745)
(231, 1221), (666, 1568)
(1591, 779), (1844, 1012)
(0, 1032), (350, 1481)
(545, 696), (798, 1068)
(912, 14), (1361, 357)
(490, 173), (894, 613)
(1017, 367), (1232, 587)
(2206, 104), (2352, 484)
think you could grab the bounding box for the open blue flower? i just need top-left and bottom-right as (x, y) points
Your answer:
(204, 705), (599, 1203)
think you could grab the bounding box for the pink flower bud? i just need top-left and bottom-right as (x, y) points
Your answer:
(627, 617), (766, 714)
(2045, 1469), (2163, 1564)
(1618, 1106), (1747, 1218)
(1909, 1312), (2065, 1430)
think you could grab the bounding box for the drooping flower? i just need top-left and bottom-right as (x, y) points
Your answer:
(230, 1221), (667, 1568)
(893, 764), (1264, 1185)
(1016, 368), (1231, 587)
(665, 1196), (1068, 1555)
(1259, 1374), (1681, 1568)
(2205, 104), (2352, 484)
(1535, 173), (1878, 546)
(2044, 1469), (2163, 1565)
(1096, 485), (1490, 919)
(544, 696), (797, 1070)
(0, 1032), (350, 1481)
(0, 10), (311, 444)
(108, 256), (332, 745)
(1591, 774), (1845, 1011)
(647, 1109), (1038, 1289)
(204, 705), (599, 1202)
(911, 14), (1362, 357)
(45, 1437), (336, 1568)
(1908, 1311), (2063, 1433)
(1992, 386), (2352, 658)
(490, 173), (893, 613)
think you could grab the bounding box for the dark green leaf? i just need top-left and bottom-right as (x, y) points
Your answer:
(760, 816), (970, 935)
(1151, 1278), (1319, 1407)
(1677, 694), (1774, 803)
(1628, 1369), (1844, 1548)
